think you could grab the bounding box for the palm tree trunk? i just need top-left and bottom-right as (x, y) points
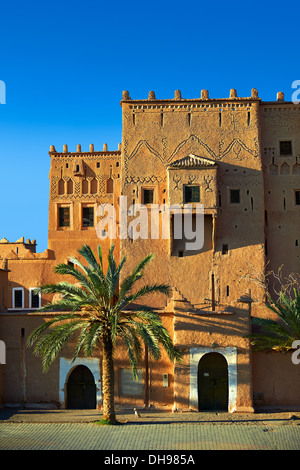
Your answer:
(102, 334), (116, 423)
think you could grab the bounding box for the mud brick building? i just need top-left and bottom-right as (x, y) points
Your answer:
(0, 88), (299, 411)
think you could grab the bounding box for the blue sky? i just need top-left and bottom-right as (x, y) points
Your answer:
(0, 0), (299, 252)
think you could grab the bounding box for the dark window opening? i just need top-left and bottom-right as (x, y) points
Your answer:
(230, 189), (240, 204)
(59, 207), (70, 227)
(106, 178), (113, 194)
(211, 274), (215, 312)
(178, 251), (184, 258)
(142, 188), (154, 204)
(31, 290), (40, 309)
(14, 290), (23, 308)
(97, 162), (100, 168)
(222, 244), (228, 255)
(280, 140), (292, 155)
(247, 111), (251, 126)
(82, 207), (94, 227)
(226, 285), (230, 297)
(184, 185), (200, 203)
(295, 190), (300, 206)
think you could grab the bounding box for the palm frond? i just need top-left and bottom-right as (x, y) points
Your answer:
(248, 289), (300, 351)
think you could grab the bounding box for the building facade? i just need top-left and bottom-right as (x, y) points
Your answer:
(0, 88), (299, 411)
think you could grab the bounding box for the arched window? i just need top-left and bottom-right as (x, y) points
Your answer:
(67, 179), (73, 194)
(106, 177), (113, 194)
(90, 178), (97, 195)
(58, 179), (65, 195)
(82, 179), (89, 195)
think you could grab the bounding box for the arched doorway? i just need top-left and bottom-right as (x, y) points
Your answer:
(67, 365), (96, 409)
(198, 352), (228, 411)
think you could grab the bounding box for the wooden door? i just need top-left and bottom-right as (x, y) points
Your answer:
(198, 352), (228, 411)
(67, 365), (96, 409)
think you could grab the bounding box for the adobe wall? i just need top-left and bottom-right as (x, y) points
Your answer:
(0, 312), (175, 409)
(252, 351), (300, 408)
(120, 89), (266, 309)
(260, 97), (300, 289)
(47, 144), (121, 266)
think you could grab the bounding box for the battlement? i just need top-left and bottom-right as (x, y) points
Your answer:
(49, 142), (121, 156)
(0, 237), (52, 260)
(121, 89), (288, 104)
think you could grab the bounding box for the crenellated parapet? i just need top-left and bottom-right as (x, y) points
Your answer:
(0, 237), (51, 260)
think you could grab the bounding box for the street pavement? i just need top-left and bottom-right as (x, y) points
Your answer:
(0, 408), (300, 451)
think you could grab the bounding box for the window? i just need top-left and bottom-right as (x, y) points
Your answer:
(280, 140), (292, 155)
(295, 190), (300, 206)
(142, 188), (154, 204)
(12, 288), (24, 309)
(59, 207), (70, 227)
(120, 368), (143, 396)
(184, 185), (200, 203)
(106, 178), (113, 194)
(222, 244), (228, 255)
(29, 288), (41, 309)
(230, 189), (240, 204)
(82, 207), (94, 227)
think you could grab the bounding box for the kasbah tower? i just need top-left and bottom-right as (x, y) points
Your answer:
(0, 87), (299, 412)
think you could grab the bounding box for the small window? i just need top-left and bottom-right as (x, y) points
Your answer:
(295, 190), (300, 206)
(184, 185), (200, 203)
(59, 207), (70, 227)
(97, 162), (100, 168)
(280, 140), (292, 155)
(142, 188), (154, 205)
(13, 288), (24, 309)
(222, 244), (228, 255)
(82, 207), (94, 227)
(29, 288), (41, 309)
(120, 368), (143, 396)
(106, 178), (113, 194)
(230, 189), (240, 204)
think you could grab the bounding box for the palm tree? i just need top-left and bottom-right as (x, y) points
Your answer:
(248, 288), (300, 352)
(27, 244), (181, 424)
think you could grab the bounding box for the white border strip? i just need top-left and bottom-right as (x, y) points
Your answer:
(189, 347), (237, 413)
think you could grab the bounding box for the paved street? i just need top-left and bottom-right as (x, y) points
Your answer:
(1, 409), (300, 451)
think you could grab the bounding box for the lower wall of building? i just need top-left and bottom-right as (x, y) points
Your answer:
(252, 351), (300, 408)
(0, 313), (175, 410)
(2, 313), (300, 411)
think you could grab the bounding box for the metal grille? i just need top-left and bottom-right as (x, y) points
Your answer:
(184, 185), (200, 203)
(59, 207), (70, 227)
(280, 140), (292, 155)
(82, 207), (94, 227)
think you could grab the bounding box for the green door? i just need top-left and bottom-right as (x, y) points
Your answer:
(198, 352), (228, 411)
(67, 365), (96, 409)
